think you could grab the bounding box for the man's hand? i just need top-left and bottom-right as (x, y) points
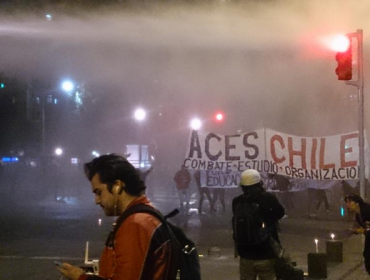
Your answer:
(352, 227), (365, 234)
(56, 263), (85, 280)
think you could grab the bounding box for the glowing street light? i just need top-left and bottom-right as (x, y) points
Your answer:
(92, 151), (100, 157)
(61, 80), (75, 94)
(55, 147), (63, 156)
(134, 108), (146, 121)
(328, 35), (350, 52)
(190, 118), (202, 130)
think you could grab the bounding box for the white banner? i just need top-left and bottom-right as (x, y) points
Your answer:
(184, 129), (366, 180)
(198, 169), (343, 190)
(265, 129), (361, 180)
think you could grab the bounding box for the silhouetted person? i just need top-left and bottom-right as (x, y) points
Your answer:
(212, 188), (226, 212)
(271, 174), (294, 211)
(194, 170), (215, 213)
(232, 169), (285, 280)
(174, 165), (191, 212)
(345, 194), (370, 275)
(314, 189), (331, 215)
(308, 187), (331, 217)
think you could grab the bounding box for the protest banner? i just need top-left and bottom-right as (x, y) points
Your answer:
(184, 129), (368, 182)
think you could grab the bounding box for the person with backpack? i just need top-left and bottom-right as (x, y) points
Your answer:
(345, 194), (370, 275)
(232, 169), (285, 280)
(55, 154), (181, 280)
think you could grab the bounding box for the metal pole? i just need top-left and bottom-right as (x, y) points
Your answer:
(41, 99), (45, 155)
(357, 29), (365, 199)
(346, 29), (365, 199)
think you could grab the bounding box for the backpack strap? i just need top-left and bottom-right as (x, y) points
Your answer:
(104, 204), (183, 280)
(105, 204), (174, 248)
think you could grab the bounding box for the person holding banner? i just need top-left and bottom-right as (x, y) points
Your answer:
(212, 188), (226, 212)
(194, 170), (215, 213)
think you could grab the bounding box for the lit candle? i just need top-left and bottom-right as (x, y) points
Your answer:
(84, 241), (89, 264)
(98, 219), (102, 226)
(331, 233), (335, 241)
(315, 239), (319, 253)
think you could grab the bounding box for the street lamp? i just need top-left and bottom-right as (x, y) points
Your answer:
(92, 150), (100, 157)
(134, 108), (146, 121)
(61, 80), (75, 94)
(190, 118), (202, 130)
(54, 147), (63, 156)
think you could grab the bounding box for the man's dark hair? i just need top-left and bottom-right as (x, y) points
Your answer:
(84, 154), (146, 196)
(344, 194), (364, 205)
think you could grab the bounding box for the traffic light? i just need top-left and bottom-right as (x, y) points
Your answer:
(335, 38), (352, 81)
(0, 83), (4, 89)
(214, 112), (224, 123)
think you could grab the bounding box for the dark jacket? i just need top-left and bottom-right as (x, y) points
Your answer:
(356, 202), (370, 228)
(356, 202), (370, 274)
(232, 191), (285, 260)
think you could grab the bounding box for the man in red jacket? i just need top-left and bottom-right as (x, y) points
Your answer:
(174, 165), (191, 212)
(56, 154), (178, 280)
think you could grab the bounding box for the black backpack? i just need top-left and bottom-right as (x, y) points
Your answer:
(109, 204), (201, 280)
(233, 198), (270, 248)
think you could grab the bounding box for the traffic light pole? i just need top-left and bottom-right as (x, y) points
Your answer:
(346, 29), (365, 199)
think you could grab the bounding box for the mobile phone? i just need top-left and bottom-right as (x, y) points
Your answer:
(53, 261), (63, 267)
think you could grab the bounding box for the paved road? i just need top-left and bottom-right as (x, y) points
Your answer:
(0, 193), (369, 279)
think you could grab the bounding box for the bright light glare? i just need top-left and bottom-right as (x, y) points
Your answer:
(327, 35), (350, 52)
(215, 113), (224, 121)
(134, 108), (146, 121)
(55, 147), (63, 156)
(92, 151), (100, 157)
(190, 118), (202, 130)
(61, 80), (75, 93)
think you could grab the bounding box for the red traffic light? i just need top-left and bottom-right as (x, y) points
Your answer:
(214, 112), (224, 122)
(335, 39), (352, 81)
(329, 35), (350, 52)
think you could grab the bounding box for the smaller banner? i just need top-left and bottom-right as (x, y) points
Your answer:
(197, 170), (352, 191)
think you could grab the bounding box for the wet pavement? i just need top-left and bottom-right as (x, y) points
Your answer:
(0, 191), (369, 279)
